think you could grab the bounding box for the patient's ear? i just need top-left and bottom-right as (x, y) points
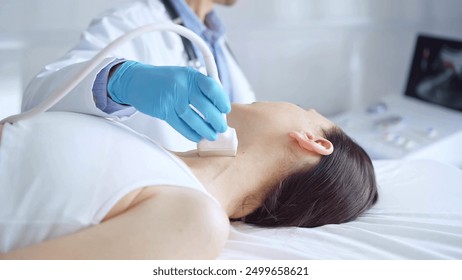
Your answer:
(289, 131), (334, 156)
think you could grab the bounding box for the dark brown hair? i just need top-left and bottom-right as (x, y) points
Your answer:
(241, 126), (378, 228)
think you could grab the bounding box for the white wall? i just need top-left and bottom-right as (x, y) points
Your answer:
(0, 0), (129, 118)
(216, 0), (462, 115)
(0, 0), (129, 85)
(1, 0), (462, 119)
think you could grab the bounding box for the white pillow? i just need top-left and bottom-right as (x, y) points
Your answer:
(220, 159), (462, 259)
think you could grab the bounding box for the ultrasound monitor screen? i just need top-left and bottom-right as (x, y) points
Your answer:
(404, 34), (462, 112)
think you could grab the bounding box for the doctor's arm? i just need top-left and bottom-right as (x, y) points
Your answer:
(0, 186), (229, 260)
(22, 58), (136, 118)
(21, 4), (166, 118)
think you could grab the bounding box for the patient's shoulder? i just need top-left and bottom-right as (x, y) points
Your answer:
(103, 185), (230, 258)
(104, 185), (228, 225)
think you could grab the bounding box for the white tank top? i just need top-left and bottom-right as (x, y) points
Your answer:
(0, 112), (211, 253)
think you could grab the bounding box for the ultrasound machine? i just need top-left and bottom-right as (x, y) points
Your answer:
(332, 34), (462, 167)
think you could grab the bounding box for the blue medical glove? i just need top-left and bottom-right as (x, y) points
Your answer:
(108, 61), (231, 142)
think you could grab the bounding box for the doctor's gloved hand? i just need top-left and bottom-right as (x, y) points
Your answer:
(107, 61), (231, 142)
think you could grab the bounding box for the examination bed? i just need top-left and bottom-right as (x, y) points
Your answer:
(220, 159), (462, 259)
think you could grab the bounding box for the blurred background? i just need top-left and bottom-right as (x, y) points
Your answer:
(1, 0), (462, 119)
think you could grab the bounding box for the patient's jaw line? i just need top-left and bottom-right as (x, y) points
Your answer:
(175, 102), (335, 218)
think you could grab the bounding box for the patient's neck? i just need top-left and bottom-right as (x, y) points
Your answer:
(175, 147), (285, 218)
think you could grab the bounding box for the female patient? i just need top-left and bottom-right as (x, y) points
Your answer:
(0, 102), (377, 259)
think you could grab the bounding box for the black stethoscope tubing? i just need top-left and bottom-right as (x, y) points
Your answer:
(160, 0), (239, 78)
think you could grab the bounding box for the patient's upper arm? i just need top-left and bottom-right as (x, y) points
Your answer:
(1, 186), (229, 260)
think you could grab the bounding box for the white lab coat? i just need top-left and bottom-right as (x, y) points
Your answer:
(22, 0), (255, 151)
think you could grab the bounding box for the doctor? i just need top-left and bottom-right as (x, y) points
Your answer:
(22, 0), (255, 151)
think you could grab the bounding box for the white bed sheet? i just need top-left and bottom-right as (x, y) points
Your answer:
(220, 159), (462, 259)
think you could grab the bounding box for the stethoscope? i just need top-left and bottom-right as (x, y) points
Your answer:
(161, 0), (205, 72)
